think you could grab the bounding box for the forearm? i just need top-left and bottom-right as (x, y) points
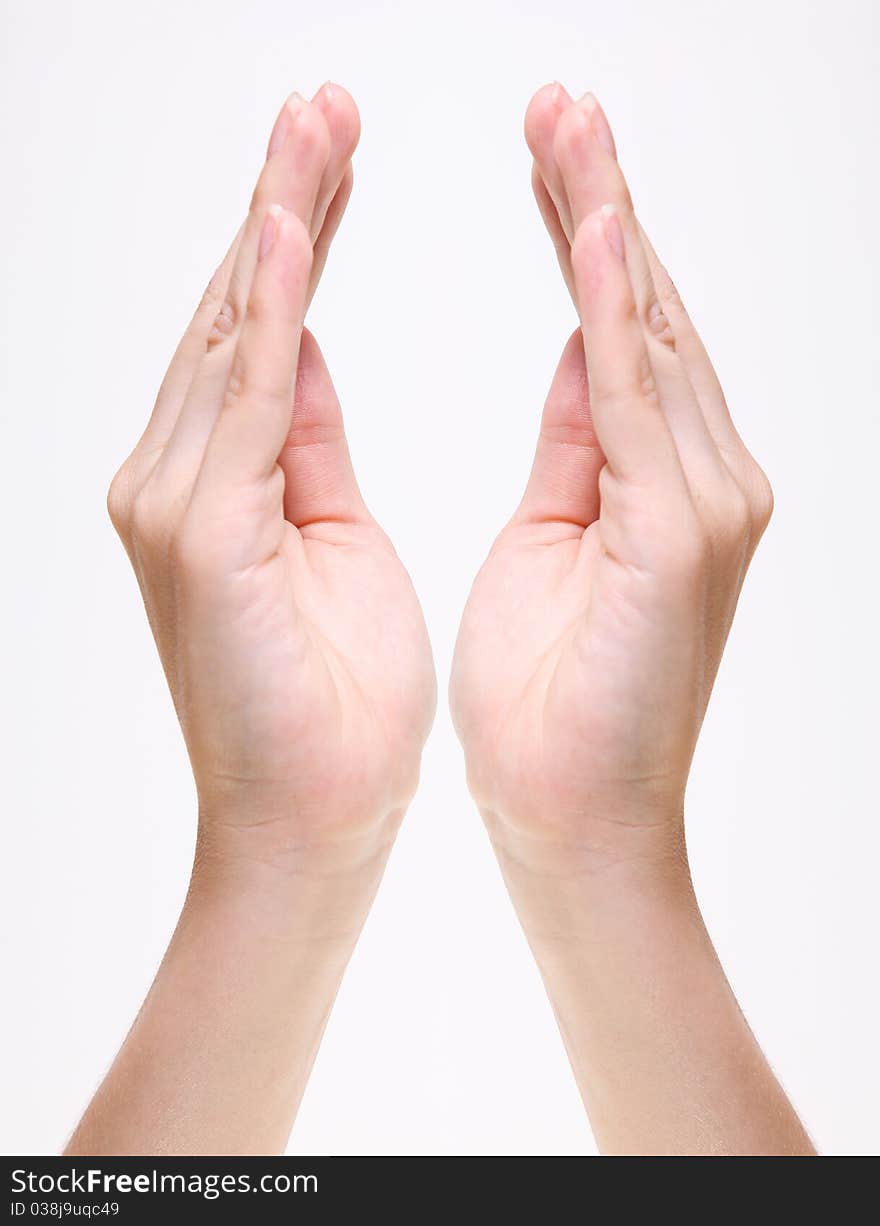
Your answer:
(66, 819), (395, 1156)
(488, 815), (815, 1156)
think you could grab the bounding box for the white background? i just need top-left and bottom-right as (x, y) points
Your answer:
(1, 0), (878, 1156)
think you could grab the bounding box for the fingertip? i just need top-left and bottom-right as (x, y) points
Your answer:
(553, 98), (593, 173)
(583, 92), (617, 159)
(527, 81), (571, 113)
(313, 81), (361, 156)
(267, 91), (304, 158)
(524, 82), (570, 154)
(290, 100), (333, 172)
(259, 207), (314, 295)
(314, 80), (354, 111)
(571, 204), (619, 296)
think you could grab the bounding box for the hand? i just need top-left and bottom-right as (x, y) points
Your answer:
(69, 89), (437, 1155)
(449, 87), (810, 1156)
(450, 85), (774, 871)
(108, 86), (436, 874)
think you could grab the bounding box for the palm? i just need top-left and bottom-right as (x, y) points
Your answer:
(280, 523), (434, 825)
(453, 508), (704, 839)
(173, 336), (436, 834)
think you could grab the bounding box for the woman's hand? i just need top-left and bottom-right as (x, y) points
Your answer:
(108, 86), (436, 874)
(69, 87), (436, 1156)
(451, 86), (772, 871)
(449, 88), (811, 1156)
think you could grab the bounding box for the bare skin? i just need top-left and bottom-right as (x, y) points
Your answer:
(67, 85), (436, 1156)
(449, 85), (814, 1155)
(67, 82), (812, 1158)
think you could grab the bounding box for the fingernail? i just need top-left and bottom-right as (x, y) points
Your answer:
(550, 81), (573, 111)
(259, 205), (283, 262)
(318, 80), (336, 104)
(581, 92), (617, 159)
(601, 203), (625, 261)
(267, 92), (305, 157)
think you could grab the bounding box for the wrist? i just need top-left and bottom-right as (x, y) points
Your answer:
(483, 805), (697, 949)
(186, 806), (404, 949)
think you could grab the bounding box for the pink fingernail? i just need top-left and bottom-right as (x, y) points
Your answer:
(259, 205), (283, 261)
(582, 92), (617, 159)
(550, 81), (574, 114)
(267, 92), (305, 157)
(601, 203), (625, 261)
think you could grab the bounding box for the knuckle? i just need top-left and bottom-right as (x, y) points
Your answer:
(198, 265), (227, 316)
(242, 284), (270, 330)
(636, 351), (660, 408)
(106, 465), (133, 535)
(656, 268), (683, 313)
(639, 369), (658, 406)
(205, 297), (238, 351)
(225, 347), (289, 419)
(225, 349), (248, 407)
(646, 299), (676, 349)
(749, 463), (775, 532)
(293, 105), (332, 166)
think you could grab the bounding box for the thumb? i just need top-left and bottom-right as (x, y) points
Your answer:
(516, 329), (604, 529)
(280, 328), (368, 528)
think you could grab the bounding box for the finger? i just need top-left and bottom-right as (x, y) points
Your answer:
(516, 329), (602, 529)
(280, 327), (368, 527)
(636, 222), (749, 462)
(572, 205), (684, 490)
(310, 82), (360, 241)
(224, 95), (330, 330)
(525, 82), (574, 240)
(126, 93), (332, 484)
(154, 99), (330, 488)
(198, 207), (313, 491)
(554, 97), (727, 487)
(310, 167), (354, 296)
(554, 95), (659, 328)
(130, 225), (244, 464)
(531, 164), (575, 300)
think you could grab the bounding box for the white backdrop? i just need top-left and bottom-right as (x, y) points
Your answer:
(1, 0), (878, 1156)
